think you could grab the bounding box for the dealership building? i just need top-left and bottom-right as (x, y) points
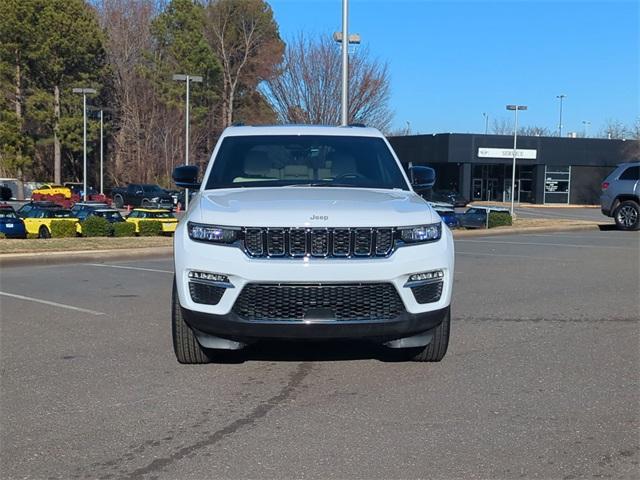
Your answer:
(389, 133), (635, 204)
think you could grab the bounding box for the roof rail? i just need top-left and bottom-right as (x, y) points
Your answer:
(348, 123), (367, 127)
(231, 122), (245, 127)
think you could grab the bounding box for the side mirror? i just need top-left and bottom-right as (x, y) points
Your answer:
(173, 165), (200, 189)
(409, 166), (436, 190)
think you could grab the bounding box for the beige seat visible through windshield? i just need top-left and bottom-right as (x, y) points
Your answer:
(233, 151), (277, 182)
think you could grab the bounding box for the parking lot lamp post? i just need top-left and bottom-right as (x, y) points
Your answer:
(482, 112), (489, 134)
(173, 74), (203, 210)
(506, 104), (527, 215)
(72, 88), (97, 202)
(582, 120), (591, 138)
(556, 94), (566, 137)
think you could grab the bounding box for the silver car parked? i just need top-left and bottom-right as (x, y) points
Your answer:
(601, 161), (640, 230)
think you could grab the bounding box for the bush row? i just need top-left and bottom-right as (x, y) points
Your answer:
(38, 219), (165, 238)
(488, 211), (513, 228)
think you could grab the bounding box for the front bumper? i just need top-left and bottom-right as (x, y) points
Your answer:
(174, 223), (455, 343)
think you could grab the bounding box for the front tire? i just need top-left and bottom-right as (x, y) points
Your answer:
(614, 200), (640, 231)
(38, 226), (51, 239)
(408, 307), (451, 362)
(172, 281), (211, 364)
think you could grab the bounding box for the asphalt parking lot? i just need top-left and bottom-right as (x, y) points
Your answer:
(1, 230), (638, 479)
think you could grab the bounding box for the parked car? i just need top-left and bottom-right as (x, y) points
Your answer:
(428, 201), (459, 229)
(0, 185), (12, 201)
(71, 202), (111, 221)
(111, 184), (174, 210)
(31, 184), (72, 199)
(86, 209), (125, 223)
(16, 201), (63, 218)
(171, 124), (453, 364)
(126, 208), (178, 234)
(601, 161), (639, 231)
(64, 182), (98, 198)
(430, 190), (468, 208)
(22, 208), (78, 238)
(0, 205), (27, 239)
(458, 205), (510, 229)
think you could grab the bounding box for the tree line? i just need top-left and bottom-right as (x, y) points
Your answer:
(0, 0), (393, 191)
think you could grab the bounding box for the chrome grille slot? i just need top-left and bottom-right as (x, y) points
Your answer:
(289, 228), (307, 256)
(375, 228), (393, 255)
(244, 228), (263, 256)
(354, 229), (373, 256)
(332, 229), (351, 256)
(310, 229), (329, 256)
(267, 229), (285, 256)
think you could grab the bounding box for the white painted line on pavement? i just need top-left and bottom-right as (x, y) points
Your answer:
(456, 251), (577, 261)
(456, 239), (635, 250)
(85, 263), (173, 274)
(0, 291), (105, 316)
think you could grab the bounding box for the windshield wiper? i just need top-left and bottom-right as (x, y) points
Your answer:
(283, 183), (358, 188)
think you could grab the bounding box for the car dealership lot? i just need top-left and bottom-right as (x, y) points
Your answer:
(1, 230), (638, 479)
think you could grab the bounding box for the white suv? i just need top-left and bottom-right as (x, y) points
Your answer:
(172, 125), (454, 363)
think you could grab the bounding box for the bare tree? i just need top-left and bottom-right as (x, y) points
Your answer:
(598, 118), (629, 139)
(519, 125), (551, 137)
(491, 118), (512, 135)
(263, 34), (393, 131)
(204, 0), (283, 129)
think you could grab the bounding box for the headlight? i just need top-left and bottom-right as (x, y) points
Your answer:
(187, 222), (239, 243)
(399, 223), (442, 243)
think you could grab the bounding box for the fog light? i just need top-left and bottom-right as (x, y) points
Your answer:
(409, 270), (444, 282)
(188, 271), (233, 287)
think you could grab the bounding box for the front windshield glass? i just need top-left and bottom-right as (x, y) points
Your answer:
(151, 211), (174, 219)
(205, 135), (409, 190)
(142, 185), (165, 193)
(0, 211), (17, 219)
(96, 211), (123, 221)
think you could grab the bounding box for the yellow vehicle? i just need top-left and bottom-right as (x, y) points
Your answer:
(22, 208), (79, 238)
(126, 208), (178, 234)
(32, 184), (72, 199)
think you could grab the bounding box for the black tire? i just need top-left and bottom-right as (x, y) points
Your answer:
(38, 225), (51, 239)
(409, 307), (451, 362)
(614, 200), (640, 231)
(172, 282), (211, 364)
(114, 194), (124, 209)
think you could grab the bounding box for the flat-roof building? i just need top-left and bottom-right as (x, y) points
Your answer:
(389, 133), (637, 204)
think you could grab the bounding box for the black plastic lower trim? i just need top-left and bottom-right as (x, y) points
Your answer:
(181, 305), (449, 343)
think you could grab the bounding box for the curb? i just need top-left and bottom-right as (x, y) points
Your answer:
(0, 246), (173, 268)
(452, 223), (603, 238)
(0, 223), (606, 267)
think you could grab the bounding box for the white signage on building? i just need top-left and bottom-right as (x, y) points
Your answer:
(478, 147), (537, 159)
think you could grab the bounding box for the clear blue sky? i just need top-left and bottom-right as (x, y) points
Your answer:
(268, 0), (639, 135)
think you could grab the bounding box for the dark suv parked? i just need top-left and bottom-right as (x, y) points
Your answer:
(601, 162), (640, 230)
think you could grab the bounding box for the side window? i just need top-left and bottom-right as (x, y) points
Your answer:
(619, 166), (639, 181)
(127, 184), (138, 193)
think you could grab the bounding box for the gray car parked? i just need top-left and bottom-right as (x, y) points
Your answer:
(601, 161), (640, 230)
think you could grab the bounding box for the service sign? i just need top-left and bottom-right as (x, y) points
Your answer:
(478, 147), (538, 159)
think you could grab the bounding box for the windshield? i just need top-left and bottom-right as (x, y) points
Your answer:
(151, 212), (174, 219)
(142, 185), (165, 193)
(204, 135), (409, 190)
(0, 210), (16, 219)
(95, 211), (123, 221)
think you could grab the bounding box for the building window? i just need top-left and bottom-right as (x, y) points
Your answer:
(544, 166), (571, 204)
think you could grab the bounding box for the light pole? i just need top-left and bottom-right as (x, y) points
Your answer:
(333, 1), (360, 126)
(88, 106), (113, 196)
(506, 104), (527, 215)
(482, 112), (489, 134)
(72, 88), (97, 202)
(556, 94), (566, 137)
(582, 120), (591, 138)
(173, 74), (203, 210)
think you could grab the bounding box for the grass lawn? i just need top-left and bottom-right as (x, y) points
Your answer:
(0, 236), (172, 255)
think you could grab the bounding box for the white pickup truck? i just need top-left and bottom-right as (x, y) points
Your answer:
(171, 125), (454, 363)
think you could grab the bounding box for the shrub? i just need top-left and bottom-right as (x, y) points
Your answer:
(81, 216), (111, 237)
(0, 232), (6, 239)
(50, 220), (78, 238)
(488, 211), (512, 228)
(113, 222), (136, 237)
(138, 220), (162, 236)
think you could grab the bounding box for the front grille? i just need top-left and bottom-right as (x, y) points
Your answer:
(189, 282), (225, 305)
(233, 283), (404, 321)
(242, 227), (397, 258)
(411, 281), (443, 304)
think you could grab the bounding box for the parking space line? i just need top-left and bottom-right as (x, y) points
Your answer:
(85, 264), (173, 274)
(0, 291), (105, 316)
(456, 239), (636, 250)
(456, 251), (577, 261)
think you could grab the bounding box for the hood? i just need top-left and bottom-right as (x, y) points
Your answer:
(195, 187), (437, 227)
